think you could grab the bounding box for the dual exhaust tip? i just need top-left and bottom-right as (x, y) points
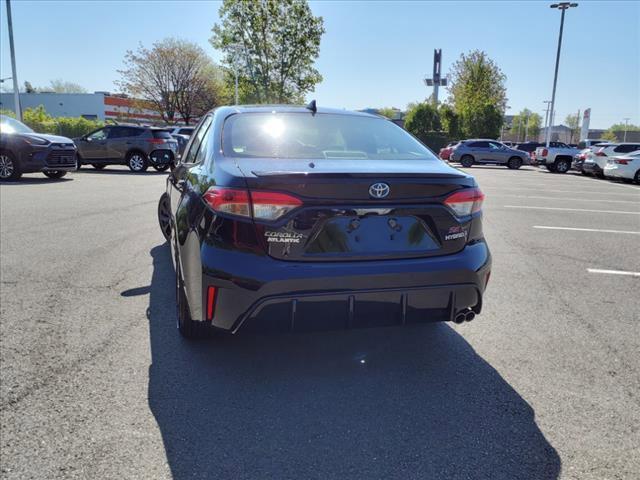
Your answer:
(453, 309), (476, 324)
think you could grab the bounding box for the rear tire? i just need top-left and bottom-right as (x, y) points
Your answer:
(176, 259), (211, 339)
(634, 170), (640, 184)
(0, 151), (21, 181)
(460, 155), (474, 168)
(554, 158), (571, 173)
(546, 164), (556, 172)
(127, 151), (148, 172)
(507, 157), (522, 169)
(43, 171), (67, 179)
(158, 193), (172, 242)
(92, 164), (106, 170)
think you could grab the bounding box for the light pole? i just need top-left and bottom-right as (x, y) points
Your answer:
(227, 43), (243, 105)
(6, 0), (22, 121)
(623, 117), (630, 142)
(545, 2), (578, 148)
(524, 111), (531, 142)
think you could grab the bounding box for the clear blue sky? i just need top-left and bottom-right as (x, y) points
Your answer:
(1, 0), (638, 129)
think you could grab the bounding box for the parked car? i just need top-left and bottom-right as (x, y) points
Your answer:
(572, 143), (609, 173)
(157, 105), (491, 338)
(439, 141), (458, 161)
(603, 150), (640, 183)
(534, 144), (579, 173)
(171, 133), (189, 160)
(75, 125), (179, 172)
(577, 139), (608, 150)
(449, 139), (528, 169)
(165, 126), (195, 137)
(516, 141), (569, 165)
(583, 143), (640, 178)
(0, 114), (77, 181)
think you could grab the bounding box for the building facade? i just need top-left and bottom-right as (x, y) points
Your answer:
(0, 92), (173, 124)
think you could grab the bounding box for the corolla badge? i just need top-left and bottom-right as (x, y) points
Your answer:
(369, 182), (390, 199)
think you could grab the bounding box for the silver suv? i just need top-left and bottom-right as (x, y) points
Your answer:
(450, 139), (529, 169)
(75, 125), (179, 172)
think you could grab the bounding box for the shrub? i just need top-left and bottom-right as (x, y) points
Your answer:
(21, 105), (103, 138)
(404, 103), (441, 140)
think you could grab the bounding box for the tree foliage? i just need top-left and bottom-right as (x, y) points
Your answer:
(376, 107), (401, 119)
(21, 105), (103, 137)
(210, 0), (325, 104)
(47, 79), (87, 94)
(438, 103), (461, 138)
(511, 108), (542, 142)
(117, 38), (226, 124)
(447, 50), (507, 138)
(404, 103), (442, 139)
(564, 113), (580, 143)
(607, 122), (640, 132)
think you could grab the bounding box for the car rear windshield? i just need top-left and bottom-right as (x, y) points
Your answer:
(222, 112), (438, 160)
(152, 130), (173, 139)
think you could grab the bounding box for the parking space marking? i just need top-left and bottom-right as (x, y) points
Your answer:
(587, 268), (640, 277)
(504, 205), (640, 215)
(484, 187), (639, 197)
(492, 194), (639, 204)
(533, 226), (640, 235)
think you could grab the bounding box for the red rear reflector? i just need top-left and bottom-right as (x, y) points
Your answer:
(202, 187), (302, 220)
(206, 286), (217, 321)
(444, 187), (485, 217)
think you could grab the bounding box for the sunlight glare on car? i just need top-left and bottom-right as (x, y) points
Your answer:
(262, 116), (286, 139)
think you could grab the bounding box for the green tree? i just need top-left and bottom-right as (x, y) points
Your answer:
(438, 103), (461, 138)
(404, 103), (441, 139)
(601, 130), (619, 142)
(118, 38), (226, 124)
(565, 113), (580, 143)
(447, 50), (507, 138)
(377, 107), (401, 119)
(210, 0), (325, 104)
(511, 109), (542, 142)
(607, 122), (640, 131)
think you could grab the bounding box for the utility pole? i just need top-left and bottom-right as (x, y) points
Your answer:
(543, 100), (552, 142)
(424, 49), (447, 106)
(6, 0), (22, 121)
(545, 2), (578, 148)
(524, 112), (530, 142)
(623, 118), (630, 142)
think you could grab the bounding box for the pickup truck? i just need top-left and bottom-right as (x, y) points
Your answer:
(534, 144), (579, 173)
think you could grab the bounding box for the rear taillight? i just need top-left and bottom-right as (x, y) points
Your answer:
(596, 148), (607, 157)
(614, 158), (629, 165)
(206, 286), (217, 321)
(541, 148), (548, 157)
(444, 187), (485, 217)
(202, 187), (302, 221)
(148, 138), (165, 144)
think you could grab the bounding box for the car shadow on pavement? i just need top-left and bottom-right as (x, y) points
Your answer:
(0, 177), (73, 185)
(75, 169), (168, 175)
(147, 244), (561, 480)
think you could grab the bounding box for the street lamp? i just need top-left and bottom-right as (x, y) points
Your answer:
(545, 2), (578, 147)
(623, 117), (630, 142)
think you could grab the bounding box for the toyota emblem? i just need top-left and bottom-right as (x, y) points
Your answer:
(369, 182), (390, 199)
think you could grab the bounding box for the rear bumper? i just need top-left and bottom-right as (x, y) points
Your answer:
(582, 162), (601, 174)
(201, 241), (491, 333)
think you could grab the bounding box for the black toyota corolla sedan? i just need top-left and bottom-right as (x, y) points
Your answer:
(158, 104), (491, 338)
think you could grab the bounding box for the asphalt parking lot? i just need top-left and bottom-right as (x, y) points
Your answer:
(1, 165), (639, 479)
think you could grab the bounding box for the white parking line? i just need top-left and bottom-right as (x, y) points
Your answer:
(484, 187), (640, 197)
(493, 194), (639, 204)
(587, 269), (640, 277)
(533, 226), (640, 235)
(504, 205), (640, 215)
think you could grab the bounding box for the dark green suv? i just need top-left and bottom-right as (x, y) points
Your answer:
(75, 125), (179, 172)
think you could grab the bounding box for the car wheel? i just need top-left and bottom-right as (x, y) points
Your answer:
(127, 152), (148, 172)
(546, 164), (556, 172)
(158, 193), (172, 242)
(153, 164), (170, 172)
(634, 170), (640, 184)
(507, 157), (522, 169)
(43, 171), (67, 179)
(554, 159), (570, 173)
(460, 155), (474, 168)
(595, 171), (605, 179)
(92, 164), (106, 170)
(0, 151), (22, 181)
(175, 257), (211, 339)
